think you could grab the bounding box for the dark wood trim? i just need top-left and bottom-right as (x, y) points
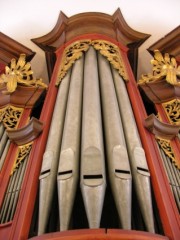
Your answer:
(144, 114), (180, 140)
(0, 32), (35, 65)
(0, 85), (46, 108)
(7, 117), (44, 145)
(32, 8), (150, 79)
(138, 79), (180, 104)
(148, 26), (180, 62)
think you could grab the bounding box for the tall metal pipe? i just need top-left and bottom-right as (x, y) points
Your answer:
(38, 69), (71, 235)
(0, 123), (4, 140)
(98, 53), (132, 230)
(0, 139), (10, 171)
(57, 56), (84, 231)
(0, 130), (8, 156)
(112, 67), (155, 233)
(81, 47), (106, 228)
(10, 155), (29, 220)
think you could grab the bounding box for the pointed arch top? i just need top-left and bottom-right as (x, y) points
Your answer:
(32, 8), (150, 79)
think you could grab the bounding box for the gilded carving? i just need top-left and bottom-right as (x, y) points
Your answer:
(56, 39), (129, 85)
(138, 50), (180, 86)
(11, 142), (32, 175)
(157, 137), (179, 169)
(0, 106), (23, 129)
(91, 40), (128, 81)
(162, 99), (180, 125)
(56, 40), (91, 85)
(0, 54), (47, 94)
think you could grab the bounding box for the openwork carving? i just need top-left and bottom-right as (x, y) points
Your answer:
(56, 39), (129, 85)
(11, 142), (32, 175)
(162, 99), (180, 125)
(57, 40), (91, 84)
(0, 54), (47, 94)
(156, 137), (179, 169)
(0, 106), (23, 129)
(91, 40), (128, 81)
(138, 50), (180, 86)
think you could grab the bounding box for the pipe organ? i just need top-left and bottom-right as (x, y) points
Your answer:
(0, 9), (179, 240)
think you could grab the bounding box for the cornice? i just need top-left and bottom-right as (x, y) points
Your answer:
(148, 25), (180, 62)
(0, 85), (46, 108)
(0, 32), (35, 65)
(31, 8), (150, 79)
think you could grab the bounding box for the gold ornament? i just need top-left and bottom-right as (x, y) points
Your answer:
(0, 54), (47, 94)
(138, 50), (180, 86)
(162, 99), (180, 125)
(11, 142), (32, 175)
(157, 137), (179, 169)
(0, 106), (23, 129)
(56, 39), (129, 85)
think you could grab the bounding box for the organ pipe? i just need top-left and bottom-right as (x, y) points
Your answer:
(57, 56), (84, 231)
(81, 47), (106, 228)
(38, 70), (71, 235)
(98, 52), (132, 230)
(112, 67), (155, 233)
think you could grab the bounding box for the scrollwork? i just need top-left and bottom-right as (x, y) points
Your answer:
(0, 54), (47, 94)
(11, 142), (32, 175)
(56, 39), (129, 85)
(157, 137), (179, 169)
(138, 50), (180, 86)
(162, 99), (180, 125)
(0, 106), (23, 129)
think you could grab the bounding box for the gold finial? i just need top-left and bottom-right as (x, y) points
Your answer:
(138, 50), (180, 86)
(0, 54), (47, 94)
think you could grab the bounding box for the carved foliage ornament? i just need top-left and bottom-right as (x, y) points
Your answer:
(11, 142), (32, 175)
(138, 50), (180, 86)
(56, 39), (128, 85)
(0, 54), (47, 94)
(0, 106), (23, 129)
(162, 99), (180, 125)
(156, 137), (179, 169)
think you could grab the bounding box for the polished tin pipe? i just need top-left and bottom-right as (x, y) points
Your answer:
(112, 67), (155, 233)
(57, 56), (84, 231)
(81, 48), (106, 229)
(38, 69), (71, 235)
(98, 53), (132, 230)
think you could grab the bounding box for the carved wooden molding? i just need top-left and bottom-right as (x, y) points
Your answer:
(31, 8), (150, 79)
(0, 85), (46, 108)
(144, 114), (180, 140)
(6, 117), (44, 145)
(0, 32), (35, 65)
(148, 26), (180, 63)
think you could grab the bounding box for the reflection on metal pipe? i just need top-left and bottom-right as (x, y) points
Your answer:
(38, 70), (71, 235)
(0, 130), (8, 156)
(0, 123), (4, 139)
(0, 139), (10, 171)
(159, 147), (180, 210)
(112, 67), (155, 233)
(57, 56), (84, 231)
(81, 48), (106, 228)
(98, 53), (132, 230)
